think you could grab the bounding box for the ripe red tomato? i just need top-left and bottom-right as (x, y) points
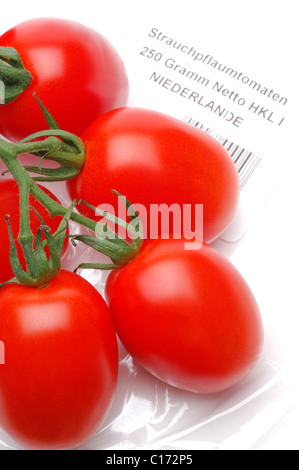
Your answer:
(105, 239), (264, 394)
(0, 270), (118, 450)
(0, 18), (129, 142)
(67, 107), (240, 243)
(0, 179), (68, 284)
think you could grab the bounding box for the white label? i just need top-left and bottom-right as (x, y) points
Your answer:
(126, 21), (294, 242)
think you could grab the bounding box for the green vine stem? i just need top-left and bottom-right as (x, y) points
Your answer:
(0, 135), (143, 286)
(0, 137), (93, 228)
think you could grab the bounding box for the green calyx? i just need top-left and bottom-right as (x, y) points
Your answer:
(69, 194), (144, 272)
(0, 130), (85, 182)
(0, 202), (75, 289)
(0, 92), (85, 182)
(0, 47), (33, 104)
(18, 94), (86, 182)
(21, 129), (86, 182)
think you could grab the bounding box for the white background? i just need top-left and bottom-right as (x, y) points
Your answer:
(1, 0), (299, 450)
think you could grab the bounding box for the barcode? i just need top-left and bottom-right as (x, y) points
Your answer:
(183, 116), (262, 189)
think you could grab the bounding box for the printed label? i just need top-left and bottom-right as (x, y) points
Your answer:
(129, 25), (292, 242)
(138, 27), (288, 132)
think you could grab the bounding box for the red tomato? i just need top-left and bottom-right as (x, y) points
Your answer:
(105, 239), (264, 394)
(0, 18), (129, 142)
(0, 270), (118, 450)
(0, 179), (68, 284)
(67, 107), (240, 243)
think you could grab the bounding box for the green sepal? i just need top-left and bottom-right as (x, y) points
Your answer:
(4, 214), (35, 285)
(74, 263), (119, 273)
(111, 189), (143, 250)
(33, 92), (60, 130)
(0, 277), (21, 289)
(51, 200), (76, 255)
(30, 208), (61, 277)
(23, 165), (79, 182)
(68, 233), (134, 267)
(0, 201), (75, 289)
(34, 226), (51, 275)
(0, 47), (33, 104)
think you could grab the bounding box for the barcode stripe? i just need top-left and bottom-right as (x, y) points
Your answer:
(239, 152), (252, 174)
(234, 148), (245, 164)
(183, 116), (262, 189)
(240, 154), (261, 188)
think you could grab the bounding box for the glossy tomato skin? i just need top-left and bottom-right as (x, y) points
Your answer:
(0, 270), (118, 450)
(105, 239), (264, 394)
(0, 18), (129, 141)
(0, 179), (67, 283)
(67, 107), (240, 243)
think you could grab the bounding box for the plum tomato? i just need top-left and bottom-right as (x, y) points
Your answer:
(105, 239), (264, 394)
(0, 18), (129, 141)
(0, 270), (118, 450)
(67, 107), (240, 243)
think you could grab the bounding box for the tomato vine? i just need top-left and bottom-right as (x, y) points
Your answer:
(0, 111), (143, 287)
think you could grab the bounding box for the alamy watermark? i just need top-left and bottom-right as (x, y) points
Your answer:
(94, 200), (204, 251)
(0, 80), (5, 105)
(0, 340), (5, 365)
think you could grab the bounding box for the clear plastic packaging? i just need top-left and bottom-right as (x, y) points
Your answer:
(1, 0), (298, 450)
(0, 175), (296, 451)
